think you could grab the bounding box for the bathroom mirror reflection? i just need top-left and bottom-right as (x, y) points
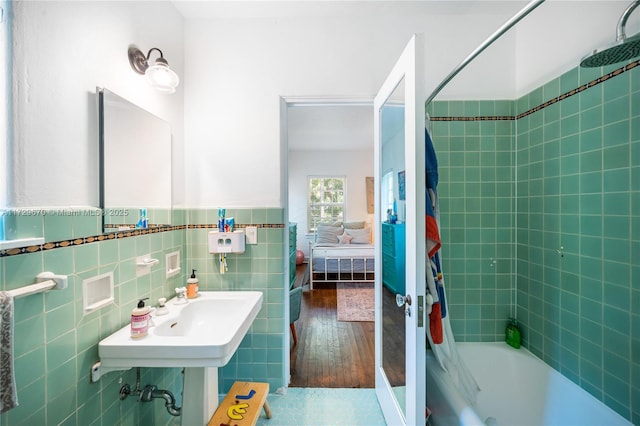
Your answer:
(98, 88), (172, 232)
(380, 77), (407, 417)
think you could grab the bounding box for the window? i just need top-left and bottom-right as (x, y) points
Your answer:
(307, 176), (345, 232)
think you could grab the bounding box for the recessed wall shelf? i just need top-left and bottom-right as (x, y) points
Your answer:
(166, 251), (181, 278)
(83, 272), (114, 313)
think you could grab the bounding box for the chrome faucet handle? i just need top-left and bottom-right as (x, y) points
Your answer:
(156, 297), (169, 315)
(174, 287), (187, 303)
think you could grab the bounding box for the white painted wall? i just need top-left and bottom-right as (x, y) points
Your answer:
(183, 7), (520, 207)
(10, 1), (184, 208)
(289, 149), (373, 255)
(0, 1), (9, 217)
(7, 1), (629, 211)
(515, 1), (640, 97)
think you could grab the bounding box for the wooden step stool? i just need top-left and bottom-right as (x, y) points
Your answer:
(208, 381), (272, 426)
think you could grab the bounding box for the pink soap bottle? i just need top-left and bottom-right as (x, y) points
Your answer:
(131, 298), (150, 338)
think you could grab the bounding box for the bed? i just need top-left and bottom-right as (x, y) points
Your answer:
(308, 222), (375, 290)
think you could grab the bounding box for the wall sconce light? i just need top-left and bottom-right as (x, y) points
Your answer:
(128, 46), (180, 94)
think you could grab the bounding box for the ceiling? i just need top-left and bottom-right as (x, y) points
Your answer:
(172, 1), (640, 151)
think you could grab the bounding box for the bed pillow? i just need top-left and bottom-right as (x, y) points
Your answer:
(337, 232), (353, 244)
(316, 224), (344, 244)
(343, 221), (366, 229)
(345, 227), (371, 244)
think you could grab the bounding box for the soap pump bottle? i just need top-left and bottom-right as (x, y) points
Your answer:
(186, 269), (199, 299)
(131, 298), (150, 339)
(506, 318), (521, 349)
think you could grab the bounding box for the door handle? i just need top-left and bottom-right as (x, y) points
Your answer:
(395, 294), (411, 307)
(395, 294), (412, 317)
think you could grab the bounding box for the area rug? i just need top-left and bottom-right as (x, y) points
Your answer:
(336, 282), (374, 322)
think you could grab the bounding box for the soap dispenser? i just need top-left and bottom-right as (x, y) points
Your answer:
(506, 318), (521, 349)
(131, 298), (150, 339)
(187, 269), (199, 299)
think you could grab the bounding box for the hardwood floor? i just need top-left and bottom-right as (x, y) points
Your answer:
(289, 263), (375, 388)
(289, 263), (405, 389)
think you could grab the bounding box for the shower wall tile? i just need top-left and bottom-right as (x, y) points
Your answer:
(516, 63), (638, 422)
(431, 61), (638, 424)
(428, 99), (515, 342)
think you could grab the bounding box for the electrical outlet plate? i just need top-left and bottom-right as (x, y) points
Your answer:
(245, 226), (258, 244)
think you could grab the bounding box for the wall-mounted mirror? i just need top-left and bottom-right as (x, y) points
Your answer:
(98, 88), (172, 232)
(380, 78), (407, 417)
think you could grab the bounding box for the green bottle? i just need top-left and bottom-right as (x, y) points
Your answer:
(506, 318), (521, 349)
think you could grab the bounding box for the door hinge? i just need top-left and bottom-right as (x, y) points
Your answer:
(417, 295), (424, 328)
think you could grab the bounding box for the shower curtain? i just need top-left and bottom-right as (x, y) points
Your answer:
(424, 126), (481, 406)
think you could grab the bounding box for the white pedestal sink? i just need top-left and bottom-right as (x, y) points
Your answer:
(98, 291), (263, 426)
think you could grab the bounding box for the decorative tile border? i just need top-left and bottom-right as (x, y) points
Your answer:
(1, 223), (286, 257)
(103, 224), (178, 230)
(430, 115), (514, 121)
(0, 225), (186, 257)
(22, 66), (635, 256)
(186, 224), (285, 229)
(430, 60), (639, 121)
(517, 60), (639, 120)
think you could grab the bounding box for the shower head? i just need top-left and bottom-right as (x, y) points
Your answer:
(580, 0), (640, 67)
(580, 33), (640, 67)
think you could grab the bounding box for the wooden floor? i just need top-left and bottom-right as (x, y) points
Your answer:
(289, 263), (376, 388)
(289, 263), (405, 389)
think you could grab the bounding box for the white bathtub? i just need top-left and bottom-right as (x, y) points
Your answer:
(427, 342), (632, 426)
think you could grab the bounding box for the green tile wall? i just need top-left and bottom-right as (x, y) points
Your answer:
(184, 208), (286, 392)
(427, 100), (516, 342)
(0, 210), (186, 426)
(430, 61), (638, 424)
(517, 63), (638, 423)
(0, 207), (287, 425)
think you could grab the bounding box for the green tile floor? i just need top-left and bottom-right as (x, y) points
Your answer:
(153, 387), (386, 426)
(248, 388), (386, 426)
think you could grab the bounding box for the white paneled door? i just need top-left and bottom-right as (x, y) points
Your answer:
(374, 34), (426, 426)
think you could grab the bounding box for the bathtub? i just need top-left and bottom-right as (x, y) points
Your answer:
(427, 342), (632, 426)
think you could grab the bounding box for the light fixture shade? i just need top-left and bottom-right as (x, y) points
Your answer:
(145, 62), (180, 94)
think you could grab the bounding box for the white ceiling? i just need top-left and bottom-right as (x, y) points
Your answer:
(173, 0), (640, 151)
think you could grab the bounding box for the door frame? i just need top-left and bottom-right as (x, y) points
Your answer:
(279, 95), (374, 385)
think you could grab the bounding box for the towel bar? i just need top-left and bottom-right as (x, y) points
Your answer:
(5, 272), (68, 299)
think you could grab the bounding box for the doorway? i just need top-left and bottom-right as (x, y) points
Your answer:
(284, 101), (376, 388)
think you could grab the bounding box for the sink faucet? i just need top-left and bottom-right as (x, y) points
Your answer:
(174, 287), (188, 304)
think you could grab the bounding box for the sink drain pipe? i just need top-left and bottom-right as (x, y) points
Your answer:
(119, 367), (182, 417)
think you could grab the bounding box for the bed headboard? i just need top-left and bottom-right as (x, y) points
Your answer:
(314, 221), (372, 244)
